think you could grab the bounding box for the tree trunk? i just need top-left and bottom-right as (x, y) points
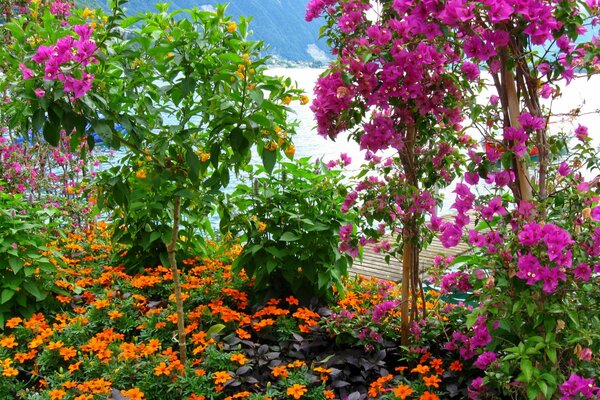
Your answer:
(503, 63), (532, 203)
(400, 124), (421, 345)
(167, 196), (187, 365)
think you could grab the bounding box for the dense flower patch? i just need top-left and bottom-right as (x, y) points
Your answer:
(0, 224), (478, 399)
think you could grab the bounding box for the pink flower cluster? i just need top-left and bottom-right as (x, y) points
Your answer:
(49, 0), (72, 18)
(559, 373), (599, 399)
(24, 24), (97, 99)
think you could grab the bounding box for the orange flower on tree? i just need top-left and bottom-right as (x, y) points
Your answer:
(286, 384), (308, 399)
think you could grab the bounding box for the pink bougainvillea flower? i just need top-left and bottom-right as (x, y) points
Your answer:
(19, 63), (34, 79)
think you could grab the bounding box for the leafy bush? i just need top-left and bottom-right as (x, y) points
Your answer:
(222, 157), (355, 304)
(0, 190), (61, 327)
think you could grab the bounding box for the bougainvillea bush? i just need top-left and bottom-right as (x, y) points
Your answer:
(307, 0), (600, 398)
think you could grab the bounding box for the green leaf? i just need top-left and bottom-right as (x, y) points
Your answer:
(32, 108), (46, 133)
(266, 260), (278, 273)
(279, 232), (300, 241)
(545, 347), (557, 364)
(520, 358), (534, 382)
(92, 120), (113, 145)
(1, 289), (15, 305)
(8, 257), (24, 274)
(185, 149), (201, 180)
(22, 281), (47, 302)
(262, 148), (277, 174)
(249, 89), (264, 105)
(229, 127), (250, 152)
(206, 323), (225, 337)
(43, 120), (60, 146)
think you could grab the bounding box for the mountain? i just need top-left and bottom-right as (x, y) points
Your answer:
(81, 0), (331, 64)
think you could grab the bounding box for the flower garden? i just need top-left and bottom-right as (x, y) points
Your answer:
(1, 0), (599, 399)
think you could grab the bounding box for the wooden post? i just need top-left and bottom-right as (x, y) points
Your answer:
(167, 196), (187, 365)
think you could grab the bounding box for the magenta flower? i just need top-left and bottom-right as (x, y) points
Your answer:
(573, 263), (591, 281)
(516, 253), (542, 285)
(558, 162), (571, 177)
(371, 300), (398, 323)
(518, 222), (542, 246)
(19, 63), (34, 79)
(474, 351), (497, 369)
(591, 205), (600, 221)
(461, 61), (480, 80)
(34, 88), (46, 98)
(575, 124), (589, 141)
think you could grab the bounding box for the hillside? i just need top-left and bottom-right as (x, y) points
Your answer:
(80, 0), (331, 64)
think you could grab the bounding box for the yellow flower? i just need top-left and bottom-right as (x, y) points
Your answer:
(82, 8), (94, 18)
(299, 95), (309, 105)
(282, 96), (292, 105)
(257, 221), (267, 232)
(284, 144), (296, 157)
(136, 169), (147, 179)
(227, 21), (237, 32)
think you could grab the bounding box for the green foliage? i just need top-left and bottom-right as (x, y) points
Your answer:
(222, 158), (354, 304)
(83, 2), (302, 271)
(0, 190), (61, 328)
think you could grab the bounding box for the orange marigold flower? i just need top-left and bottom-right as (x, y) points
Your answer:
(154, 361), (170, 376)
(236, 328), (251, 339)
(449, 360), (463, 372)
(6, 317), (22, 328)
(47, 341), (65, 350)
(419, 352), (432, 364)
(92, 299), (110, 309)
(411, 364), (430, 375)
(430, 358), (443, 369)
(56, 295), (71, 304)
(121, 387), (145, 400)
(391, 384), (413, 399)
(323, 390), (335, 399)
(1, 359), (19, 377)
(423, 375), (442, 388)
(285, 296), (299, 306)
(419, 392), (440, 400)
(289, 360), (306, 368)
(187, 395), (206, 400)
(272, 365), (288, 378)
(108, 310), (124, 320)
(213, 371), (232, 385)
(60, 346), (77, 361)
(0, 335), (18, 349)
(68, 361), (82, 374)
(49, 389), (67, 400)
(230, 353), (248, 365)
(286, 384), (308, 399)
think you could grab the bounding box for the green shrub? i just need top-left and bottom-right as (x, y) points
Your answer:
(0, 190), (61, 328)
(222, 157), (355, 305)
